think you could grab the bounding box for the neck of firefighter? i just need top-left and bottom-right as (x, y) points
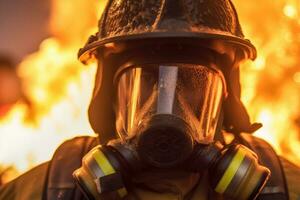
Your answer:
(130, 168), (202, 198)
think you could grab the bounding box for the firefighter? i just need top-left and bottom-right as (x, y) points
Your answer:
(0, 0), (299, 199)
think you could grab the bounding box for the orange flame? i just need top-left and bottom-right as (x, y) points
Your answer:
(0, 0), (300, 183)
(233, 0), (300, 164)
(0, 0), (106, 181)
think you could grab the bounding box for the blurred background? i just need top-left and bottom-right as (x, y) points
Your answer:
(0, 0), (299, 185)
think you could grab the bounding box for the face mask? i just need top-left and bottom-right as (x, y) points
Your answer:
(115, 64), (225, 167)
(73, 64), (270, 200)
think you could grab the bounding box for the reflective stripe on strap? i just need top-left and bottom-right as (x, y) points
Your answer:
(215, 148), (246, 194)
(93, 149), (116, 175)
(92, 149), (127, 198)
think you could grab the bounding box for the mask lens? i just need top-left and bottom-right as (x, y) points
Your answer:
(116, 64), (225, 143)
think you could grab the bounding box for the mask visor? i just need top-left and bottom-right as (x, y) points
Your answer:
(115, 64), (225, 144)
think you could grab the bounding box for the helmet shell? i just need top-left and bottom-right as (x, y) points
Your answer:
(78, 0), (256, 63)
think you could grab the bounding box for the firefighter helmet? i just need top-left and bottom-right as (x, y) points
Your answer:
(78, 0), (256, 63)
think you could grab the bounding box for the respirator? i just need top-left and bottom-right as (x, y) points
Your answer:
(74, 64), (270, 200)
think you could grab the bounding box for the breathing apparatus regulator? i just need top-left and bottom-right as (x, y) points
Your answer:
(74, 135), (270, 200)
(73, 139), (270, 199)
(73, 59), (270, 200)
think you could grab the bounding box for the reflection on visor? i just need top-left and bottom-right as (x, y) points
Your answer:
(157, 66), (178, 114)
(115, 64), (225, 143)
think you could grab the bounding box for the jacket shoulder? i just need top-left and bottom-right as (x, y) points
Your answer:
(0, 162), (49, 200)
(46, 136), (98, 200)
(0, 136), (99, 200)
(280, 157), (300, 200)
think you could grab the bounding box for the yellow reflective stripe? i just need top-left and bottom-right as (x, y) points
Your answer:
(215, 148), (246, 194)
(92, 149), (116, 175)
(117, 187), (128, 198)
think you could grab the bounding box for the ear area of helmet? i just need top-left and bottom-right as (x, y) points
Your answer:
(78, 39), (125, 65)
(208, 39), (255, 69)
(209, 40), (237, 62)
(103, 42), (128, 57)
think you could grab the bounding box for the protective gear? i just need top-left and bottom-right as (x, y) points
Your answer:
(115, 64), (225, 142)
(74, 140), (270, 200)
(78, 0), (256, 63)
(76, 44), (268, 200)
(2, 135), (298, 200)
(115, 64), (226, 167)
(0, 1), (299, 200)
(81, 0), (261, 144)
(73, 1), (269, 199)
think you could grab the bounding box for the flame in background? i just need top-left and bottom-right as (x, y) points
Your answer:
(233, 0), (300, 164)
(0, 0), (299, 183)
(0, 0), (106, 182)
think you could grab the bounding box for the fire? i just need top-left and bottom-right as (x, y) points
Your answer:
(0, 0), (299, 184)
(284, 4), (298, 18)
(233, 0), (300, 164)
(0, 0), (107, 183)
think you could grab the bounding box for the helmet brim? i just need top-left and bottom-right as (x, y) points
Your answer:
(78, 32), (257, 64)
